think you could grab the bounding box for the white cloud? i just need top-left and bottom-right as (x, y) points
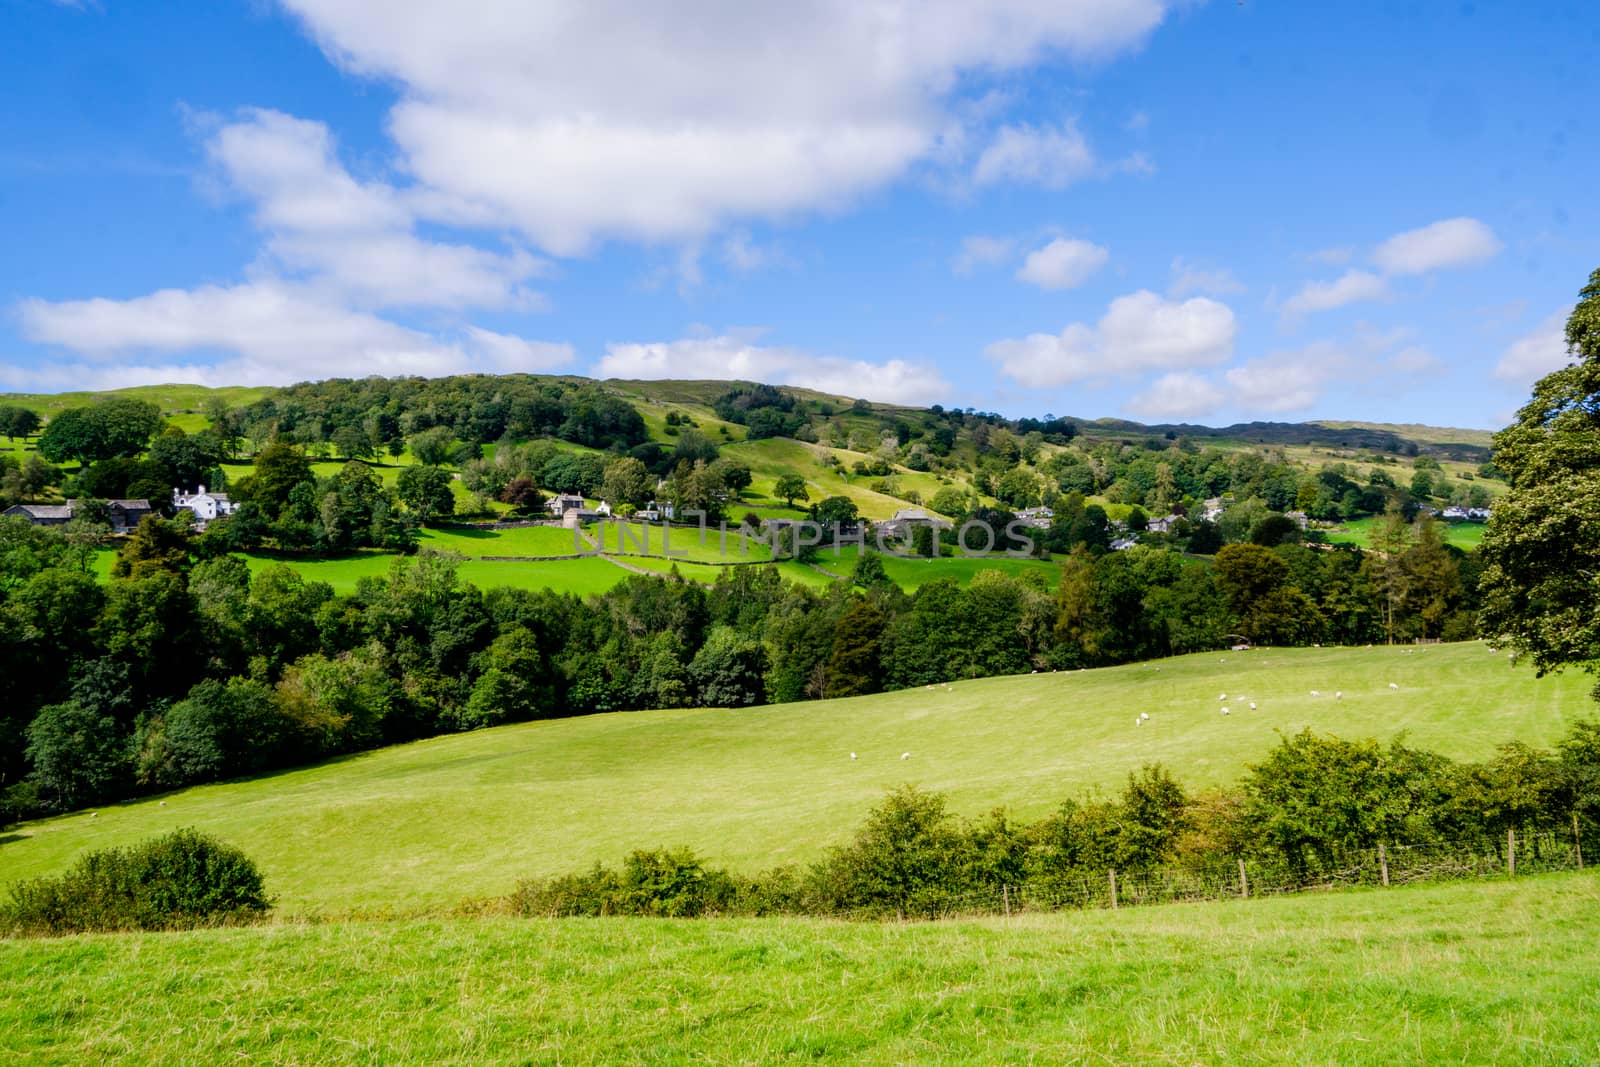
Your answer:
(1168, 256), (1245, 298)
(1306, 246), (1354, 266)
(464, 327), (575, 372)
(277, 1), (1172, 249)
(1224, 342), (1348, 413)
(951, 234), (1015, 275)
(1372, 217), (1501, 275)
(985, 289), (1236, 387)
(1494, 311), (1572, 385)
(207, 108), (547, 310)
(595, 335), (949, 405)
(14, 282), (471, 385)
(1126, 372), (1224, 419)
(1015, 237), (1108, 290)
(974, 121), (1097, 188)
(1281, 269), (1389, 317)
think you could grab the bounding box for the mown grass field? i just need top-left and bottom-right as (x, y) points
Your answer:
(1326, 516), (1487, 550)
(3, 643), (1590, 914)
(2, 874), (1597, 1064)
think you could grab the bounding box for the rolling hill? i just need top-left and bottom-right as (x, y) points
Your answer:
(3, 642), (1590, 915)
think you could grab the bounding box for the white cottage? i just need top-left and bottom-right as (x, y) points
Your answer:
(172, 485), (236, 529)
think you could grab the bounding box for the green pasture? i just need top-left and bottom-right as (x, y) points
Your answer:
(3, 642), (1590, 913)
(3, 874), (1597, 1064)
(1326, 516), (1487, 551)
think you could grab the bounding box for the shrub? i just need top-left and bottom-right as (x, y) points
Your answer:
(511, 847), (738, 918)
(2, 828), (270, 936)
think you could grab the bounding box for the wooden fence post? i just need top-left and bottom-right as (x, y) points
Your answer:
(1238, 858), (1249, 899)
(1507, 828), (1516, 878)
(1378, 842), (1390, 887)
(1575, 812), (1585, 871)
(1109, 868), (1119, 910)
(1003, 884), (1011, 916)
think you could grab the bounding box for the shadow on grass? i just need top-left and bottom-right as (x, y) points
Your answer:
(0, 833), (29, 847)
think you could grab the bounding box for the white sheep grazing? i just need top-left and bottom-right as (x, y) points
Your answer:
(1135, 718), (1142, 727)
(1221, 707), (1230, 715)
(89, 812), (97, 818)
(1389, 682), (1400, 689)
(901, 752), (911, 760)
(159, 801), (167, 806)
(1311, 690), (1320, 696)
(1335, 691), (1343, 699)
(1249, 702), (1257, 710)
(1141, 712), (1150, 720)
(850, 753), (858, 760)
(1219, 693), (1228, 701)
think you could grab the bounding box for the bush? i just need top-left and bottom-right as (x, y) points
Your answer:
(2, 828), (270, 936)
(511, 847), (739, 918)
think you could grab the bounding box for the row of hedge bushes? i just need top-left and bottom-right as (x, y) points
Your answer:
(512, 722), (1600, 920)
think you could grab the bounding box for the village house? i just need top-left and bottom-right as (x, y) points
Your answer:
(1015, 505), (1054, 528)
(545, 493), (587, 518)
(2, 498), (153, 533)
(876, 507), (951, 540)
(172, 485), (236, 530)
(1146, 514), (1182, 535)
(2, 503), (74, 527)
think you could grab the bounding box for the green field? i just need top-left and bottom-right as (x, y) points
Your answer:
(3, 643), (1590, 915)
(1327, 516), (1487, 551)
(2, 874), (1597, 1064)
(232, 550), (637, 597)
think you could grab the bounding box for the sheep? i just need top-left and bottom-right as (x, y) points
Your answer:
(1221, 707), (1230, 715)
(89, 812), (97, 818)
(1141, 712), (1150, 720)
(1135, 718), (1142, 726)
(850, 753), (858, 760)
(159, 801), (167, 806)
(1219, 693), (1228, 701)
(1311, 690), (1320, 696)
(1249, 701), (1257, 710)
(1335, 691), (1343, 699)
(1389, 682), (1400, 689)
(901, 752), (911, 760)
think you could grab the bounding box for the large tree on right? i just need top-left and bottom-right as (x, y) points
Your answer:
(1479, 267), (1600, 696)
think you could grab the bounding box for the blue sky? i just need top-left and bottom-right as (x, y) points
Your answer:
(1, 1), (1594, 428)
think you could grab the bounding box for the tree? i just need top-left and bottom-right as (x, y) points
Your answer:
(814, 495), (859, 527)
(408, 426), (456, 467)
(331, 425), (375, 462)
(37, 399), (163, 464)
(602, 456), (654, 510)
(498, 476), (544, 515)
(928, 486), (969, 518)
(774, 473), (809, 509)
(158, 678), (286, 785)
(1480, 267), (1600, 691)
(241, 438), (313, 520)
(112, 515), (192, 578)
(26, 699), (130, 809)
(396, 464), (456, 524)
(826, 599), (885, 697)
(688, 626), (766, 707)
(0, 405), (41, 441)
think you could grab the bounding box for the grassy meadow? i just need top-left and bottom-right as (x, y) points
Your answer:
(3, 642), (1590, 914)
(2, 874), (1597, 1064)
(1327, 516), (1487, 551)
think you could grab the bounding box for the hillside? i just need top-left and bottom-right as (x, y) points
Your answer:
(4, 642), (1589, 914)
(3, 872), (1597, 1064)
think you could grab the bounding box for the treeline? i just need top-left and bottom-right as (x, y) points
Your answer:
(1, 503), (1475, 821)
(512, 722), (1600, 919)
(215, 375), (647, 457)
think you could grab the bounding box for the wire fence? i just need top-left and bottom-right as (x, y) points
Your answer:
(823, 828), (1587, 923)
